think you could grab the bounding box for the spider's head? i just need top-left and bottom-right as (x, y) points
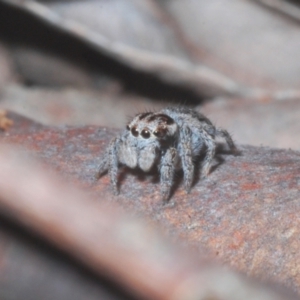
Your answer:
(126, 112), (178, 141)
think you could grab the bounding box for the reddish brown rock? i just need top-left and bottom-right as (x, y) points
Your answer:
(0, 112), (299, 299)
(1, 112), (300, 296)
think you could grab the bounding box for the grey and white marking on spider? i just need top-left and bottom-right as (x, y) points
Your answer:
(96, 106), (237, 201)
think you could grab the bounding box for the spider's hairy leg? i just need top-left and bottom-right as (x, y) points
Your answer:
(179, 126), (194, 193)
(216, 129), (238, 154)
(201, 129), (216, 178)
(95, 149), (109, 180)
(160, 147), (177, 201)
(108, 137), (121, 195)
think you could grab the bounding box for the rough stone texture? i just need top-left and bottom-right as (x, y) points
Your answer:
(1, 112), (300, 296)
(0, 120), (299, 300)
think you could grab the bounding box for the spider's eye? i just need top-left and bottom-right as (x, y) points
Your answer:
(141, 129), (150, 139)
(131, 127), (139, 137)
(153, 129), (165, 138)
(126, 125), (130, 130)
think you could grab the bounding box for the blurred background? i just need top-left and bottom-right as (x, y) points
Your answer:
(0, 0), (300, 149)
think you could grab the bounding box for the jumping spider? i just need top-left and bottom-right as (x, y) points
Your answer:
(96, 106), (237, 201)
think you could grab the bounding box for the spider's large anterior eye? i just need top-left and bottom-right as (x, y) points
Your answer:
(141, 129), (150, 139)
(131, 127), (139, 137)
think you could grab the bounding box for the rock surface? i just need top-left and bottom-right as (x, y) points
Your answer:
(1, 112), (300, 295)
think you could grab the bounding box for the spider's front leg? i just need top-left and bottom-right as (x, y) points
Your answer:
(160, 147), (177, 201)
(96, 137), (121, 195)
(179, 126), (194, 193)
(200, 129), (216, 178)
(108, 137), (122, 195)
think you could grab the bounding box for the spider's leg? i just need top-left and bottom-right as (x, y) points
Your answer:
(96, 149), (109, 179)
(179, 126), (194, 193)
(216, 129), (238, 154)
(107, 137), (121, 195)
(160, 147), (177, 201)
(200, 129), (216, 178)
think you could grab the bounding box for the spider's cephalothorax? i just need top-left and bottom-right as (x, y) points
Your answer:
(96, 106), (237, 201)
